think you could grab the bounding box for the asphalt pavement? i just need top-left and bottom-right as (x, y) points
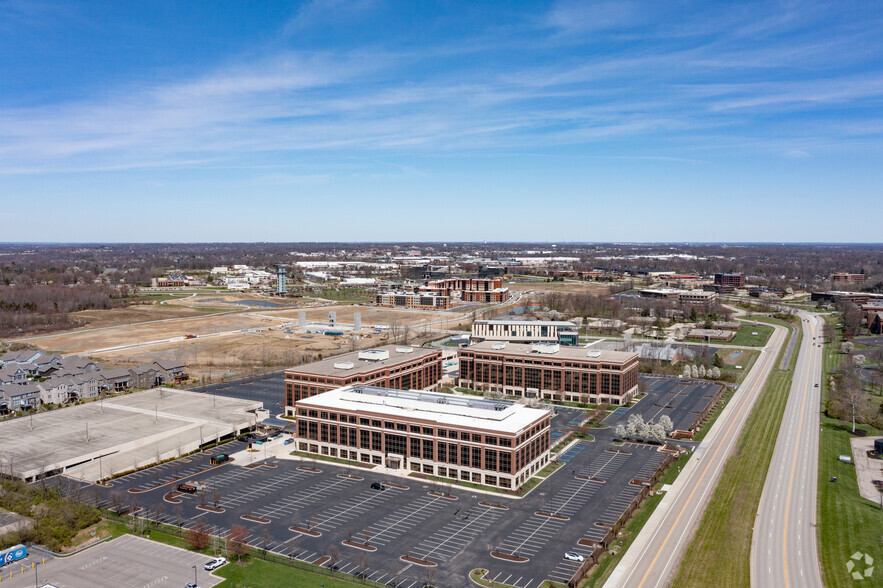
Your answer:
(603, 318), (789, 588)
(751, 311), (824, 588)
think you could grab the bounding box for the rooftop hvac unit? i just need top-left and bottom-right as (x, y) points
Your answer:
(396, 346), (414, 354)
(586, 350), (601, 358)
(532, 343), (560, 354)
(334, 361), (354, 370)
(359, 349), (390, 362)
(491, 342), (507, 350)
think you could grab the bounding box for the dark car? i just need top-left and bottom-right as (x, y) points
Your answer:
(370, 482), (386, 491)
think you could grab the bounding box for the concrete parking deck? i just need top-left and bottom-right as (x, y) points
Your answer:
(0, 388), (261, 481)
(2, 535), (221, 588)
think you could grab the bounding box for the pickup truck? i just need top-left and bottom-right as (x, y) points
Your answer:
(177, 481), (208, 494)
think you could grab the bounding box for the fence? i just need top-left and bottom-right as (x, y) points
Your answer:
(567, 451), (677, 587)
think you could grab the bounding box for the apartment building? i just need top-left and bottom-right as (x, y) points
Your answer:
(420, 278), (509, 304)
(284, 345), (442, 415)
(375, 291), (451, 309)
(471, 319), (579, 346)
(458, 341), (640, 406)
(294, 385), (551, 490)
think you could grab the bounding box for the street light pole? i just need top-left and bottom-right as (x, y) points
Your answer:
(192, 564), (197, 586)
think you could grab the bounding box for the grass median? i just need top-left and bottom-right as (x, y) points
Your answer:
(672, 325), (798, 587)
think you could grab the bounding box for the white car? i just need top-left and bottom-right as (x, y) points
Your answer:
(204, 556), (227, 571)
(564, 551), (585, 562)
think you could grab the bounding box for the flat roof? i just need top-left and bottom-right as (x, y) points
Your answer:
(0, 388), (260, 481)
(474, 319), (576, 327)
(299, 385), (548, 434)
(285, 344), (439, 378)
(464, 341), (637, 364)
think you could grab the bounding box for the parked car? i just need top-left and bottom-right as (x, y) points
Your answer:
(564, 551), (585, 562)
(370, 482), (386, 491)
(204, 556), (227, 571)
(185, 584), (201, 588)
(284, 438), (294, 445)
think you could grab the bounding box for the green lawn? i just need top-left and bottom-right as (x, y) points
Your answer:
(817, 415), (883, 588)
(673, 342), (795, 586)
(217, 557), (378, 588)
(817, 320), (883, 588)
(727, 323), (775, 347)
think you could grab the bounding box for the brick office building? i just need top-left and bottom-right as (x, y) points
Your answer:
(284, 345), (442, 416)
(294, 385), (551, 490)
(458, 341), (640, 406)
(714, 272), (746, 289)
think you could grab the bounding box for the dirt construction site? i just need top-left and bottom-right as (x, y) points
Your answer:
(15, 295), (473, 384)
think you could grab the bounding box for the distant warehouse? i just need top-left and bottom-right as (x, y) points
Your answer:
(294, 385), (551, 490)
(459, 341), (640, 406)
(284, 344), (442, 416)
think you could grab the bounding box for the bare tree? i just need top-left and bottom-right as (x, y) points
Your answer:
(260, 527), (272, 558)
(213, 489), (221, 509)
(328, 545), (342, 573)
(228, 525), (250, 561)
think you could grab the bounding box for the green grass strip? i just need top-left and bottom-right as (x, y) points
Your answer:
(672, 325), (799, 587)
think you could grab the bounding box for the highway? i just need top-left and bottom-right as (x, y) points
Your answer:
(751, 310), (824, 588)
(604, 320), (789, 588)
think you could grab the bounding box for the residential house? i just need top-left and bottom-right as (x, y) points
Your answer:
(0, 383), (41, 413)
(128, 364), (159, 388)
(152, 359), (187, 384)
(0, 366), (29, 385)
(98, 369), (134, 393)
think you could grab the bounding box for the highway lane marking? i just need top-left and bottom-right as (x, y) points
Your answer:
(635, 327), (784, 587)
(782, 320), (818, 588)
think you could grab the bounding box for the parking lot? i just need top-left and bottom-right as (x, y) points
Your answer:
(606, 375), (723, 433)
(195, 371), (288, 426)
(2, 535), (220, 588)
(54, 374), (718, 587)
(72, 431), (671, 588)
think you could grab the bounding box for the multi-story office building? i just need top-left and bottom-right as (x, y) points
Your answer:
(458, 341), (640, 406)
(294, 385), (551, 490)
(714, 272), (746, 289)
(830, 273), (866, 285)
(638, 288), (717, 307)
(284, 345), (442, 415)
(471, 319), (579, 346)
(375, 291), (451, 309)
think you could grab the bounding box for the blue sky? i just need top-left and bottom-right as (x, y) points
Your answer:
(1, 0), (882, 243)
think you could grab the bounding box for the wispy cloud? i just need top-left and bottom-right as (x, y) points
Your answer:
(1, 1), (882, 176)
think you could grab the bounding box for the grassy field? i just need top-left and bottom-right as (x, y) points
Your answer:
(672, 325), (798, 587)
(728, 323), (775, 347)
(817, 317), (883, 588)
(217, 557), (381, 588)
(817, 415), (883, 588)
(293, 288), (374, 303)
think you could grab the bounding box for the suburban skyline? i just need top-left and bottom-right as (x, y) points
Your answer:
(2, 1), (882, 242)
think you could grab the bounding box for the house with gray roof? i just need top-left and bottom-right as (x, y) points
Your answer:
(97, 369), (134, 393)
(0, 383), (41, 413)
(152, 359), (187, 384)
